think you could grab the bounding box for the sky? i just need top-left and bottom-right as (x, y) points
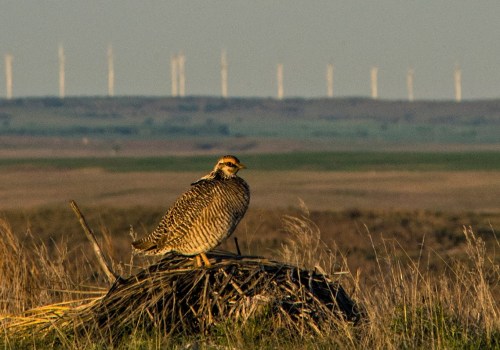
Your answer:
(1, 1), (500, 100)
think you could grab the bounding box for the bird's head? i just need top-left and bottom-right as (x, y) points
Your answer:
(214, 155), (246, 176)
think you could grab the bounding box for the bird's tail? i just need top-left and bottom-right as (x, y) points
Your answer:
(131, 239), (157, 254)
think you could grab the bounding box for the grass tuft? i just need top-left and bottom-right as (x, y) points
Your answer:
(1, 211), (499, 348)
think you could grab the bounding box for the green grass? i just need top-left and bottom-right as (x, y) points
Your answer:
(1, 151), (500, 172)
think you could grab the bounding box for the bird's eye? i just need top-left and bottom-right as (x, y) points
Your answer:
(225, 162), (236, 167)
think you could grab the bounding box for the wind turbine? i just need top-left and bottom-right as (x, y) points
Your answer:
(277, 63), (284, 100)
(4, 54), (13, 99)
(326, 63), (334, 98)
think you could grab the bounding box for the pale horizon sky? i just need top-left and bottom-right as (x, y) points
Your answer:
(1, 1), (500, 100)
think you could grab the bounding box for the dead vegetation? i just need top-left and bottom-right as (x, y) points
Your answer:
(1, 204), (362, 347)
(77, 252), (360, 340)
(1, 203), (499, 348)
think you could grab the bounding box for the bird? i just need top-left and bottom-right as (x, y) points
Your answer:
(132, 155), (250, 267)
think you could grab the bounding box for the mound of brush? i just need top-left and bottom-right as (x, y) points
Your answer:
(4, 252), (362, 344)
(79, 252), (359, 336)
(67, 251), (361, 340)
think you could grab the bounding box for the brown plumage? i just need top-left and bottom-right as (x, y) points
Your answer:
(132, 155), (250, 265)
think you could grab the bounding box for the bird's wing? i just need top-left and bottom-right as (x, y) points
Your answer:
(149, 180), (217, 247)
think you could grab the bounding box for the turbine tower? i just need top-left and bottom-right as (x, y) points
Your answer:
(407, 68), (414, 102)
(454, 64), (462, 102)
(171, 54), (179, 97)
(221, 49), (228, 98)
(4, 54), (13, 100)
(326, 63), (334, 98)
(107, 45), (114, 97)
(178, 51), (186, 97)
(277, 63), (284, 100)
(370, 66), (378, 99)
(58, 45), (65, 98)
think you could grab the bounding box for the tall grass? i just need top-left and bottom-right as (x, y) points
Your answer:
(279, 207), (499, 348)
(0, 218), (106, 325)
(1, 211), (499, 348)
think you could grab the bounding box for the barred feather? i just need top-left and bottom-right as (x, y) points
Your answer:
(132, 155), (250, 256)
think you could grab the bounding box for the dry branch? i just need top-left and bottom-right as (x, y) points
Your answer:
(69, 200), (118, 284)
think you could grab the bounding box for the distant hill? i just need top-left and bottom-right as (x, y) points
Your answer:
(0, 97), (499, 155)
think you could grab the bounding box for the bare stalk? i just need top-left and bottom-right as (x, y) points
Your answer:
(69, 200), (118, 284)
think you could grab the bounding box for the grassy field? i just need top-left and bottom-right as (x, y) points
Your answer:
(0, 207), (498, 348)
(2, 151), (500, 172)
(0, 151), (499, 348)
(1, 96), (499, 346)
(1, 168), (500, 212)
(1, 152), (500, 213)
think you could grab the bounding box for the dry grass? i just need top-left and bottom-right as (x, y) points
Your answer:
(357, 226), (499, 348)
(1, 168), (500, 212)
(277, 210), (500, 348)
(0, 219), (105, 315)
(0, 206), (499, 348)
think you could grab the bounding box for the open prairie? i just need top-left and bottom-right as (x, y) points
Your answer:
(1, 156), (499, 272)
(1, 165), (499, 348)
(1, 167), (500, 212)
(1, 94), (499, 347)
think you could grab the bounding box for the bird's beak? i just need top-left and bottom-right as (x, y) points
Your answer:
(238, 163), (246, 169)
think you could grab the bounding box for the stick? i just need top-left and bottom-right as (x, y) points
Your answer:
(70, 200), (118, 284)
(233, 237), (242, 256)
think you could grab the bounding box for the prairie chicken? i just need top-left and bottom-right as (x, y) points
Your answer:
(132, 155), (250, 266)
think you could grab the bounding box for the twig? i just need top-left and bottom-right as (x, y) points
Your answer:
(234, 237), (242, 256)
(69, 200), (118, 284)
(221, 270), (244, 295)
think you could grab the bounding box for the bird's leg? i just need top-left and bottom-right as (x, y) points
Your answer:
(200, 252), (211, 267)
(195, 255), (202, 267)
